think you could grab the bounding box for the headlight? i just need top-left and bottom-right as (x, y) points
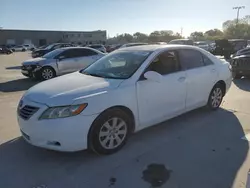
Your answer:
(39, 103), (88, 120)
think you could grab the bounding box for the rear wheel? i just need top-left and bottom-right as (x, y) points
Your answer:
(207, 84), (224, 110)
(88, 109), (132, 155)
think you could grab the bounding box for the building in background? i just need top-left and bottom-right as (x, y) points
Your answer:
(0, 29), (107, 46)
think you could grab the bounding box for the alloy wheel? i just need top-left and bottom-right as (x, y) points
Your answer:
(99, 117), (127, 149)
(211, 87), (222, 108)
(42, 69), (53, 80)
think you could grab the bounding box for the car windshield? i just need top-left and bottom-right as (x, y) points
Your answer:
(81, 50), (152, 79)
(43, 48), (64, 58)
(45, 44), (57, 50)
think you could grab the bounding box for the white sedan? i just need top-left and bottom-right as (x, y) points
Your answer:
(17, 45), (232, 154)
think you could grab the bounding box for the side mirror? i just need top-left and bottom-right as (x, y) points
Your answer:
(144, 71), (163, 83)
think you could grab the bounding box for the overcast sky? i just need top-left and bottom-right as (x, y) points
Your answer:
(0, 0), (249, 37)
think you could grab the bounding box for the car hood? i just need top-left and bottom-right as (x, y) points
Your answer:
(22, 57), (47, 65)
(24, 72), (124, 106)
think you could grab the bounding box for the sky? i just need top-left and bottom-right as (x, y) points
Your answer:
(0, 0), (249, 37)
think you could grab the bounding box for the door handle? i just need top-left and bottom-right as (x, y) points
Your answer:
(178, 77), (186, 82)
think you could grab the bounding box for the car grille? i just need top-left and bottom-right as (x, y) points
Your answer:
(232, 58), (250, 68)
(19, 105), (39, 120)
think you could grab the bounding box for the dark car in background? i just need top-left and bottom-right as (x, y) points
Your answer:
(211, 39), (234, 59)
(0, 45), (13, 54)
(32, 43), (73, 58)
(231, 54), (250, 79)
(229, 39), (248, 53)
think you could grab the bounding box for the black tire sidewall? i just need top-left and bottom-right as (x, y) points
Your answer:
(207, 84), (223, 110)
(89, 109), (132, 155)
(40, 67), (56, 80)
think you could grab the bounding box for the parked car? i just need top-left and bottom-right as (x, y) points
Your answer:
(119, 43), (148, 48)
(87, 44), (106, 53)
(194, 41), (210, 51)
(168, 39), (194, 45)
(11, 45), (27, 52)
(32, 43), (73, 58)
(23, 44), (35, 51)
(211, 39), (234, 59)
(233, 47), (250, 57)
(231, 54), (250, 79)
(229, 39), (248, 53)
(21, 47), (105, 80)
(18, 45), (232, 154)
(0, 46), (13, 54)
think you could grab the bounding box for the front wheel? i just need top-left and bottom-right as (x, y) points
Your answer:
(207, 84), (224, 110)
(89, 109), (132, 155)
(39, 67), (56, 80)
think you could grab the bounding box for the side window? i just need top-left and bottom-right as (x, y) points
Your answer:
(78, 49), (98, 57)
(178, 49), (204, 70)
(202, 55), (214, 66)
(147, 51), (180, 75)
(58, 49), (77, 59)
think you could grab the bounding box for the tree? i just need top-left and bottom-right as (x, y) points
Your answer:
(133, 32), (148, 42)
(222, 15), (250, 39)
(189, 31), (204, 41)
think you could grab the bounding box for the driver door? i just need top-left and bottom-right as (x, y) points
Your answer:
(57, 49), (80, 74)
(136, 50), (187, 129)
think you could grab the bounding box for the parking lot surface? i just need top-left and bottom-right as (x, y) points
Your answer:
(0, 52), (250, 188)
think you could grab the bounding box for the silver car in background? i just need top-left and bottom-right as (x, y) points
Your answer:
(21, 47), (105, 80)
(194, 41), (210, 51)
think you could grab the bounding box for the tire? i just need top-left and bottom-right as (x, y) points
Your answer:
(39, 67), (56, 80)
(234, 74), (242, 79)
(88, 108), (133, 155)
(207, 84), (224, 110)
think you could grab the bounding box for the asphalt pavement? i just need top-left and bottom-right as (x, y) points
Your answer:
(0, 52), (250, 188)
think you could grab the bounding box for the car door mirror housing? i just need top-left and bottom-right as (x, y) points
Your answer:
(144, 71), (163, 83)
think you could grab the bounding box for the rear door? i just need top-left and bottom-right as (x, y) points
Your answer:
(178, 49), (217, 110)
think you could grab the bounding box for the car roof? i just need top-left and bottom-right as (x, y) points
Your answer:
(170, 39), (192, 41)
(116, 44), (202, 52)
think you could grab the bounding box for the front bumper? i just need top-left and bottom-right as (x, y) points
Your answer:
(17, 97), (98, 152)
(21, 65), (42, 78)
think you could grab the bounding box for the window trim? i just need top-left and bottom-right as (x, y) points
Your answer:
(138, 50), (183, 81)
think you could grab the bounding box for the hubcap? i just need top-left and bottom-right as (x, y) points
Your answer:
(99, 117), (127, 149)
(211, 88), (222, 108)
(42, 69), (53, 80)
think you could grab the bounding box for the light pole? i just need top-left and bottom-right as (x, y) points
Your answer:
(233, 6), (245, 24)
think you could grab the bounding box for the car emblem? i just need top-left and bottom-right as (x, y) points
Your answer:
(19, 100), (23, 109)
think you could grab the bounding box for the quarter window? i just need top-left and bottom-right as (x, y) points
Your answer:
(178, 49), (204, 70)
(146, 51), (180, 75)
